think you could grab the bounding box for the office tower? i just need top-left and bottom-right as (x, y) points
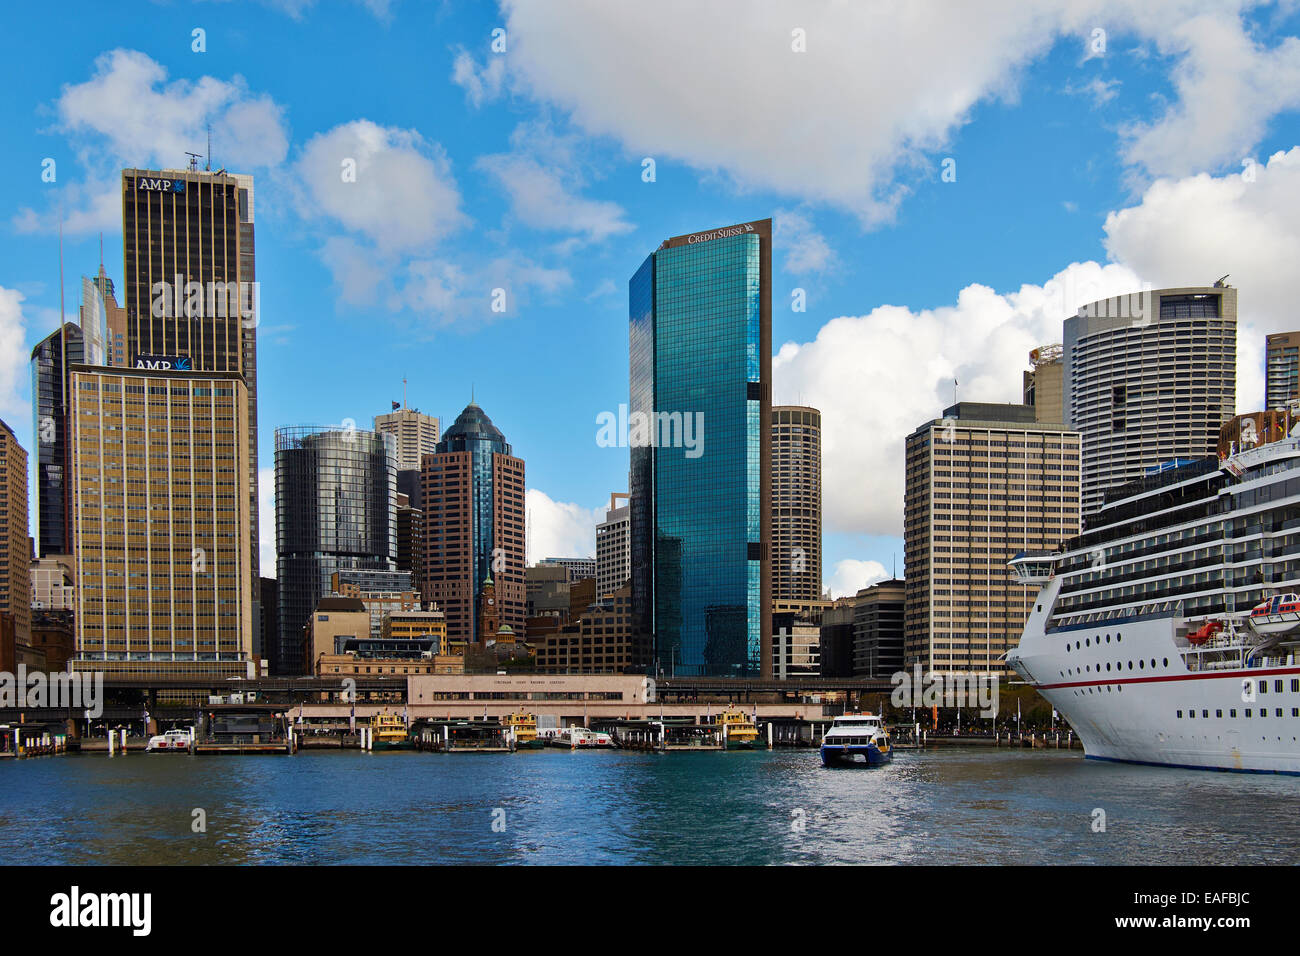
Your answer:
(330, 568), (419, 639)
(395, 491), (424, 584)
(374, 405), (440, 472)
(904, 402), (1081, 675)
(852, 578), (905, 678)
(420, 402), (525, 646)
(537, 557), (596, 583)
(1063, 285), (1236, 516)
(274, 425), (396, 674)
(31, 555), (75, 610)
(1265, 332), (1300, 411)
(30, 324), (85, 559)
(630, 219), (772, 677)
(771, 609), (821, 679)
(817, 598), (855, 677)
(533, 586), (642, 674)
(69, 366), (253, 677)
(259, 576), (278, 672)
(0, 420), (30, 645)
(596, 492), (630, 598)
(121, 167), (261, 587)
(771, 406), (822, 608)
(89, 265), (128, 367)
(1023, 344), (1064, 424)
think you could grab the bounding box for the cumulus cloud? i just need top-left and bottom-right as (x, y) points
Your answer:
(827, 559), (888, 599)
(492, 0), (1300, 220)
(15, 49), (289, 236)
(525, 489), (602, 565)
(452, 48), (507, 107)
(295, 119), (466, 253)
(0, 287), (29, 419)
(478, 151), (633, 242)
(774, 207), (838, 275)
(779, 150), (1300, 542)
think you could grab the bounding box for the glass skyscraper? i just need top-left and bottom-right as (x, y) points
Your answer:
(629, 219), (772, 677)
(274, 425), (396, 674)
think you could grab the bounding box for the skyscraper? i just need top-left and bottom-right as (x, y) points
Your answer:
(595, 492), (630, 598)
(630, 219), (772, 677)
(0, 420), (30, 647)
(30, 324), (84, 559)
(1023, 344), (1064, 424)
(904, 402), (1081, 675)
(121, 167), (260, 584)
(1063, 285), (1236, 515)
(374, 405), (440, 472)
(275, 425), (396, 674)
(771, 405), (822, 608)
(1265, 331), (1300, 411)
(69, 366), (253, 677)
(420, 403), (525, 646)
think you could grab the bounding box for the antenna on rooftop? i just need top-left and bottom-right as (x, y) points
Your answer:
(185, 151), (201, 172)
(206, 123), (212, 171)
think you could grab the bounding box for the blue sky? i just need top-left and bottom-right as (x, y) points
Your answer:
(2, 0), (1300, 594)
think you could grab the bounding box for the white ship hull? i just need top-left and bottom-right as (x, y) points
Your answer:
(1009, 580), (1300, 774)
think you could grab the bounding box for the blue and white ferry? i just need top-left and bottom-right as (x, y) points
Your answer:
(820, 713), (892, 767)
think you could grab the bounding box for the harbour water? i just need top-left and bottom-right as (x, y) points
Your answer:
(2, 747), (1297, 865)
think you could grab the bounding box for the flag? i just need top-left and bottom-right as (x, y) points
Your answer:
(392, 401), (400, 410)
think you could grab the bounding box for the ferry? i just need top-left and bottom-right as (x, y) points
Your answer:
(544, 727), (615, 748)
(370, 713), (413, 751)
(1007, 433), (1300, 774)
(819, 713), (891, 766)
(503, 712), (545, 750)
(716, 706), (763, 749)
(145, 729), (192, 753)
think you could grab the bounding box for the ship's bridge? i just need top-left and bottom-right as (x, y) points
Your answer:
(1008, 551), (1058, 586)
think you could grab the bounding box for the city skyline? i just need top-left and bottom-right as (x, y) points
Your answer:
(1, 2), (1299, 601)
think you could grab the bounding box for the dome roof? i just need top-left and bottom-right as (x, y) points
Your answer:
(441, 402), (506, 444)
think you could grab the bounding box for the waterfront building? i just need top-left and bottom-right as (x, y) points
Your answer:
(771, 610), (821, 679)
(121, 167), (261, 587)
(30, 555), (75, 610)
(1023, 344), (1064, 424)
(852, 578), (905, 678)
(0, 420), (30, 646)
(1063, 284), (1236, 516)
(420, 402), (525, 646)
(373, 405), (439, 473)
(382, 608), (449, 653)
(771, 406), (822, 607)
(817, 597), (856, 677)
(30, 609), (74, 672)
(1265, 331), (1300, 411)
(595, 492), (631, 598)
(904, 402), (1081, 676)
(526, 564), (570, 620)
(303, 596), (370, 671)
(533, 586), (644, 674)
(69, 366), (253, 678)
(275, 425), (396, 674)
(629, 218), (772, 677)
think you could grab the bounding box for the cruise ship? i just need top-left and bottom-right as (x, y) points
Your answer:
(1007, 433), (1300, 774)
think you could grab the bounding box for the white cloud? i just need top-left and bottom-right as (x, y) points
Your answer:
(478, 151), (633, 242)
(778, 149), (1300, 541)
(259, 466), (276, 578)
(1064, 75), (1121, 107)
(0, 287), (30, 427)
(525, 489), (602, 565)
(493, 0), (1300, 220)
(1103, 147), (1300, 411)
(295, 119), (466, 254)
(774, 207), (838, 275)
(827, 559), (888, 599)
(452, 48), (507, 107)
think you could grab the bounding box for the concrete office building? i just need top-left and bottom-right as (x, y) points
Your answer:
(596, 493), (631, 598)
(1023, 344), (1064, 424)
(537, 557), (597, 583)
(374, 405), (440, 473)
(630, 219), (772, 677)
(904, 402), (1081, 675)
(395, 491), (424, 584)
(771, 406), (822, 606)
(69, 366), (253, 678)
(852, 578), (905, 678)
(121, 167), (261, 590)
(275, 425), (396, 674)
(30, 324), (86, 560)
(1265, 331), (1300, 411)
(1064, 285), (1236, 515)
(31, 556), (75, 611)
(0, 420), (29, 646)
(330, 569), (420, 640)
(420, 403), (525, 646)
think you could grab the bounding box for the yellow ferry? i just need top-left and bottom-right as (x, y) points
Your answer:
(370, 712), (413, 751)
(503, 712), (545, 750)
(717, 706), (763, 749)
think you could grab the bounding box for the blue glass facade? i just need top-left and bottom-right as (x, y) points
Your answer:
(630, 221), (771, 677)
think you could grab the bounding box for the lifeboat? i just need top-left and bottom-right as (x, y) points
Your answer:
(1248, 593), (1300, 636)
(1187, 620), (1223, 645)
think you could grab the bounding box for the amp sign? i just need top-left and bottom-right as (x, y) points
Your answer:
(133, 355), (191, 371)
(135, 177), (185, 193)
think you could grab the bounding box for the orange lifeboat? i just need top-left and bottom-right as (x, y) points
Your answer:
(1187, 620), (1222, 646)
